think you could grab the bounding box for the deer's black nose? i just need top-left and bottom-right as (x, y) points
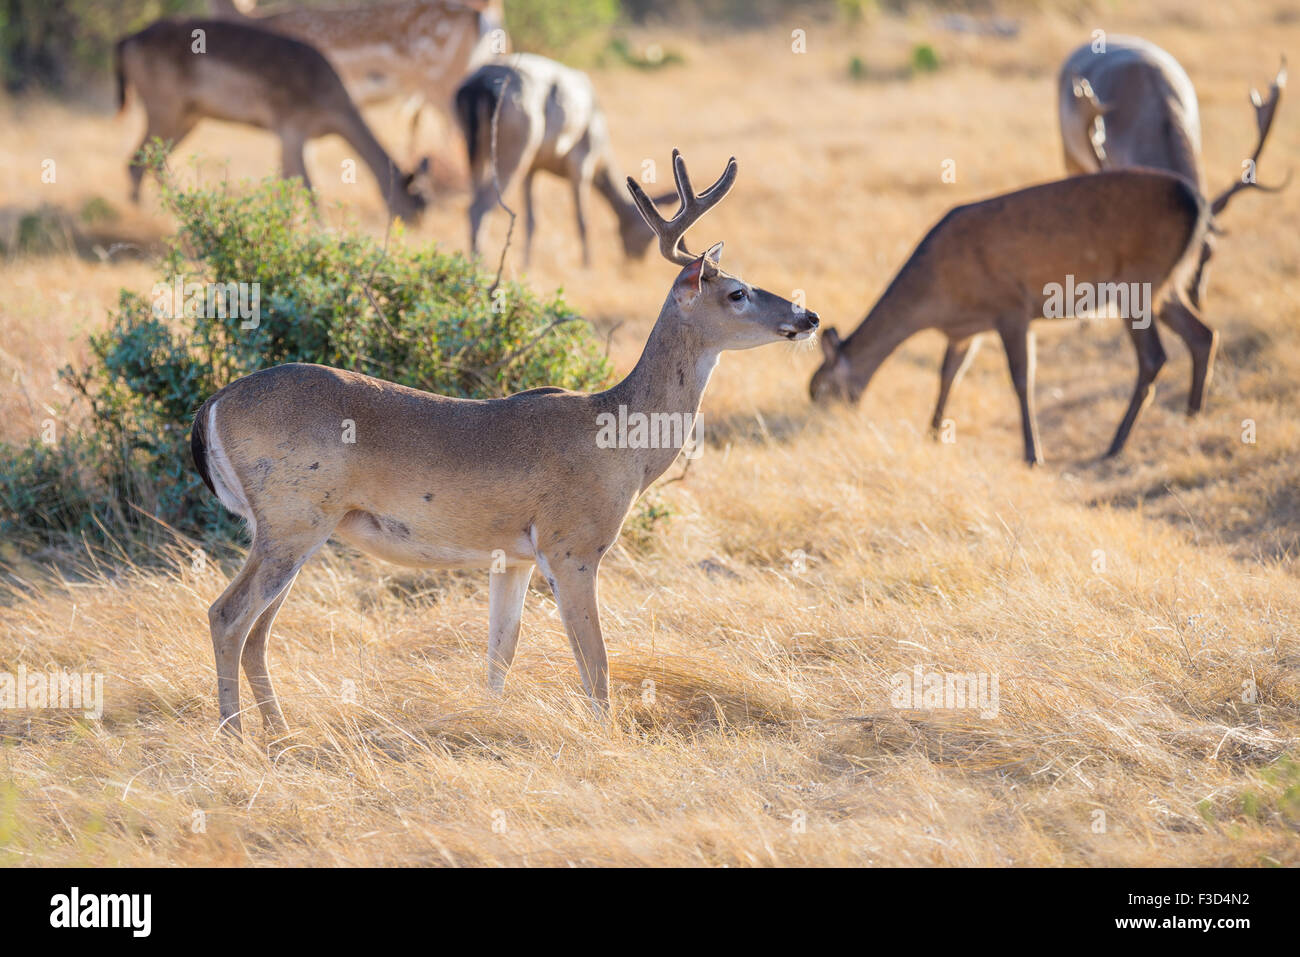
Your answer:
(803, 310), (820, 329)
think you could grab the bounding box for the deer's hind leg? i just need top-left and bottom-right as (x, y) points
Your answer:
(209, 523), (332, 736)
(468, 180), (496, 259)
(931, 334), (981, 433)
(239, 573), (299, 736)
(1156, 297), (1218, 415)
(522, 168), (539, 266)
(1106, 322), (1167, 458)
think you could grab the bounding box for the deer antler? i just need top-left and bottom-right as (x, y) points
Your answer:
(627, 149), (737, 266)
(1211, 55), (1291, 215)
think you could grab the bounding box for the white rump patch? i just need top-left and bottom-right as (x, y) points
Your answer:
(204, 400), (255, 534)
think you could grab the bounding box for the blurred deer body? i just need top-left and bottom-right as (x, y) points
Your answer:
(117, 18), (431, 221)
(1059, 36), (1288, 307)
(1059, 36), (1203, 187)
(191, 152), (818, 734)
(809, 170), (1212, 464)
(455, 53), (658, 266)
(214, 0), (505, 159)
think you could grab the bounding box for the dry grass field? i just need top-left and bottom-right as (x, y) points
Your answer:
(2, 0), (1299, 866)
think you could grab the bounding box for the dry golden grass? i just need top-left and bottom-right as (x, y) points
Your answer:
(2, 0), (1299, 865)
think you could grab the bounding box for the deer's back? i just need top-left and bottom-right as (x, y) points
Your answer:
(475, 53), (601, 170)
(919, 170), (1205, 307)
(207, 363), (603, 481)
(121, 19), (352, 125)
(258, 1), (492, 104)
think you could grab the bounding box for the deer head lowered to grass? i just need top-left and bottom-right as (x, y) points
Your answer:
(191, 150), (818, 735)
(809, 169), (1214, 465)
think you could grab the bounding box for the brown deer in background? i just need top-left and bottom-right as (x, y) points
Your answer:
(455, 53), (669, 267)
(809, 170), (1212, 465)
(190, 151), (818, 734)
(209, 0), (506, 162)
(116, 18), (432, 222)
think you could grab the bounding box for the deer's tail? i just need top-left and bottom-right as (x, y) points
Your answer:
(190, 396), (218, 499)
(454, 68), (507, 184)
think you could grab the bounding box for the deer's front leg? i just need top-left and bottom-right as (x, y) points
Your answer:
(996, 319), (1042, 466)
(540, 555), (607, 712)
(487, 563), (534, 693)
(930, 334), (980, 433)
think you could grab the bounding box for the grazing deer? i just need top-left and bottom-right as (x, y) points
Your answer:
(1059, 36), (1288, 306)
(455, 53), (667, 267)
(809, 170), (1211, 465)
(210, 0), (506, 162)
(115, 18), (432, 222)
(190, 151), (819, 734)
(1059, 37), (1204, 185)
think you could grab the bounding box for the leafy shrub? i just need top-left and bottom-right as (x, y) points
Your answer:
(505, 0), (620, 62)
(0, 148), (613, 553)
(910, 43), (940, 74)
(0, 0), (199, 92)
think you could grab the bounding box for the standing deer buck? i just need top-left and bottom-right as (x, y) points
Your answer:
(209, 0), (506, 163)
(1059, 35), (1289, 307)
(115, 18), (432, 222)
(191, 151), (819, 734)
(809, 170), (1211, 465)
(455, 53), (668, 267)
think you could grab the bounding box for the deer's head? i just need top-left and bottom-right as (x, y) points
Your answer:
(808, 326), (855, 402)
(627, 150), (818, 348)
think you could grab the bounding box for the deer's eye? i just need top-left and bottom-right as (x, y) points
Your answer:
(728, 289), (747, 302)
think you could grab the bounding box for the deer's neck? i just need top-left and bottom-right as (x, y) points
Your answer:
(841, 265), (932, 397)
(332, 108), (407, 213)
(592, 163), (644, 232)
(602, 300), (718, 488)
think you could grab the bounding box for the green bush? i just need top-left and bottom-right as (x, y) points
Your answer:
(910, 43), (940, 74)
(0, 0), (198, 92)
(0, 148), (613, 553)
(505, 0), (620, 62)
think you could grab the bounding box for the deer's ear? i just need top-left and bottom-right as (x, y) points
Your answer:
(700, 241), (723, 280)
(820, 326), (841, 360)
(673, 255), (706, 307)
